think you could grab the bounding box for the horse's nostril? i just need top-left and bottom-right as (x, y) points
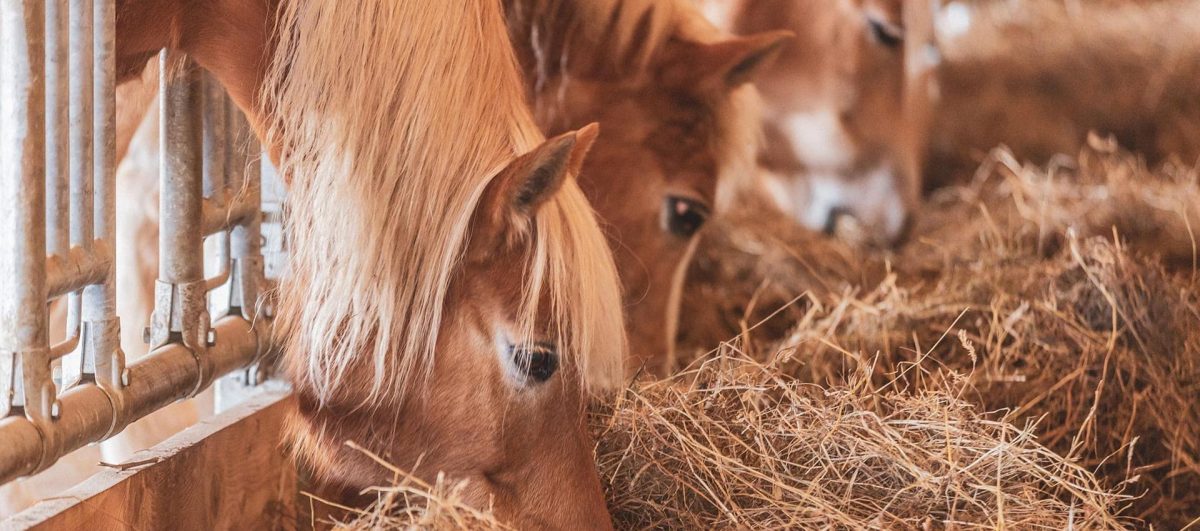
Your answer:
(822, 207), (855, 236)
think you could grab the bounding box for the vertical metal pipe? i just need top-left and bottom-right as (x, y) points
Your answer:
(62, 0), (94, 387)
(203, 72), (229, 202)
(68, 0), (92, 253)
(1, 0), (53, 423)
(45, 0), (83, 386)
(204, 73), (232, 300)
(45, 0), (69, 258)
(229, 109), (263, 320)
(151, 53), (213, 395)
(85, 0), (122, 389)
(159, 55), (205, 284)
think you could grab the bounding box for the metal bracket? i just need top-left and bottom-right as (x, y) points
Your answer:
(149, 279), (214, 395)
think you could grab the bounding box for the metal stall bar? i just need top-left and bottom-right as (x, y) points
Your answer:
(228, 109), (264, 322)
(213, 104), (271, 411)
(86, 0), (123, 395)
(149, 52), (216, 397)
(61, 0), (94, 388)
(45, 0), (86, 365)
(1, 0), (54, 447)
(0, 315), (262, 483)
(45, 0), (69, 261)
(203, 73), (232, 292)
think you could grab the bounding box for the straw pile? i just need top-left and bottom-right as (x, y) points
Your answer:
(677, 142), (1200, 528)
(593, 351), (1129, 529)
(310, 442), (511, 530)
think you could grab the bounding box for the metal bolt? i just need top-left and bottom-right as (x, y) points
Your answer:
(121, 368), (131, 387)
(51, 400), (62, 420)
(206, 328), (217, 347)
(142, 327), (151, 344)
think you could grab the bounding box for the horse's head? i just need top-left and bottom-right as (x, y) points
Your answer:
(732, 0), (935, 245)
(289, 126), (620, 529)
(580, 34), (790, 374)
(511, 0), (790, 374)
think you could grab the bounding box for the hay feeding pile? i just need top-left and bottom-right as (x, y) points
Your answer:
(678, 143), (1200, 528)
(312, 442), (511, 530)
(592, 352), (1128, 529)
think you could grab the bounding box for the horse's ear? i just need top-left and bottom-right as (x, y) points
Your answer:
(669, 30), (793, 90)
(470, 123), (600, 258)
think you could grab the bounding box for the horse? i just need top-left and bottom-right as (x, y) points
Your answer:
(114, 0), (626, 527)
(504, 0), (791, 374)
(703, 0), (936, 246)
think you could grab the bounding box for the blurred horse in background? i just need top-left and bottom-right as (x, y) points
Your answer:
(700, 0), (936, 246)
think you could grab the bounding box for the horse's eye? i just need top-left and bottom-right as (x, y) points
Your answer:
(510, 343), (559, 384)
(663, 196), (711, 238)
(867, 16), (904, 49)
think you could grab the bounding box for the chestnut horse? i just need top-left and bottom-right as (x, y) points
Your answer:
(114, 0), (625, 527)
(705, 0), (935, 246)
(505, 0), (790, 373)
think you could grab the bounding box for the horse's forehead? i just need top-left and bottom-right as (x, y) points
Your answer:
(644, 88), (723, 183)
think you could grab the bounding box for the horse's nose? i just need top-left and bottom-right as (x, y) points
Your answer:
(822, 206), (913, 248)
(822, 206), (855, 236)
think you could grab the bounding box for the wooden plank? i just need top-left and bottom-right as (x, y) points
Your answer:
(4, 385), (298, 530)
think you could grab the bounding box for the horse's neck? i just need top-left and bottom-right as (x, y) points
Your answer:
(188, 1), (278, 158)
(116, 0), (279, 163)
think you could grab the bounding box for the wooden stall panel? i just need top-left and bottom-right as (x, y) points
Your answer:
(5, 386), (297, 530)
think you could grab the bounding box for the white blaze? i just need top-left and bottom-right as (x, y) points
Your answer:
(937, 2), (973, 42)
(783, 110), (856, 171)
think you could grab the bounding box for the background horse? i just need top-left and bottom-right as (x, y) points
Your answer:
(704, 0), (935, 246)
(113, 0), (626, 527)
(505, 0), (790, 374)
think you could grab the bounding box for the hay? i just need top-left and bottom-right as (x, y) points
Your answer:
(679, 144), (1200, 528)
(594, 350), (1129, 529)
(675, 194), (886, 361)
(309, 442), (510, 531)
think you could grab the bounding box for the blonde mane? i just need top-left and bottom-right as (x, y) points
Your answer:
(265, 0), (626, 406)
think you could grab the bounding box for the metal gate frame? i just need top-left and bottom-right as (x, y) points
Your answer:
(1, 0), (276, 486)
